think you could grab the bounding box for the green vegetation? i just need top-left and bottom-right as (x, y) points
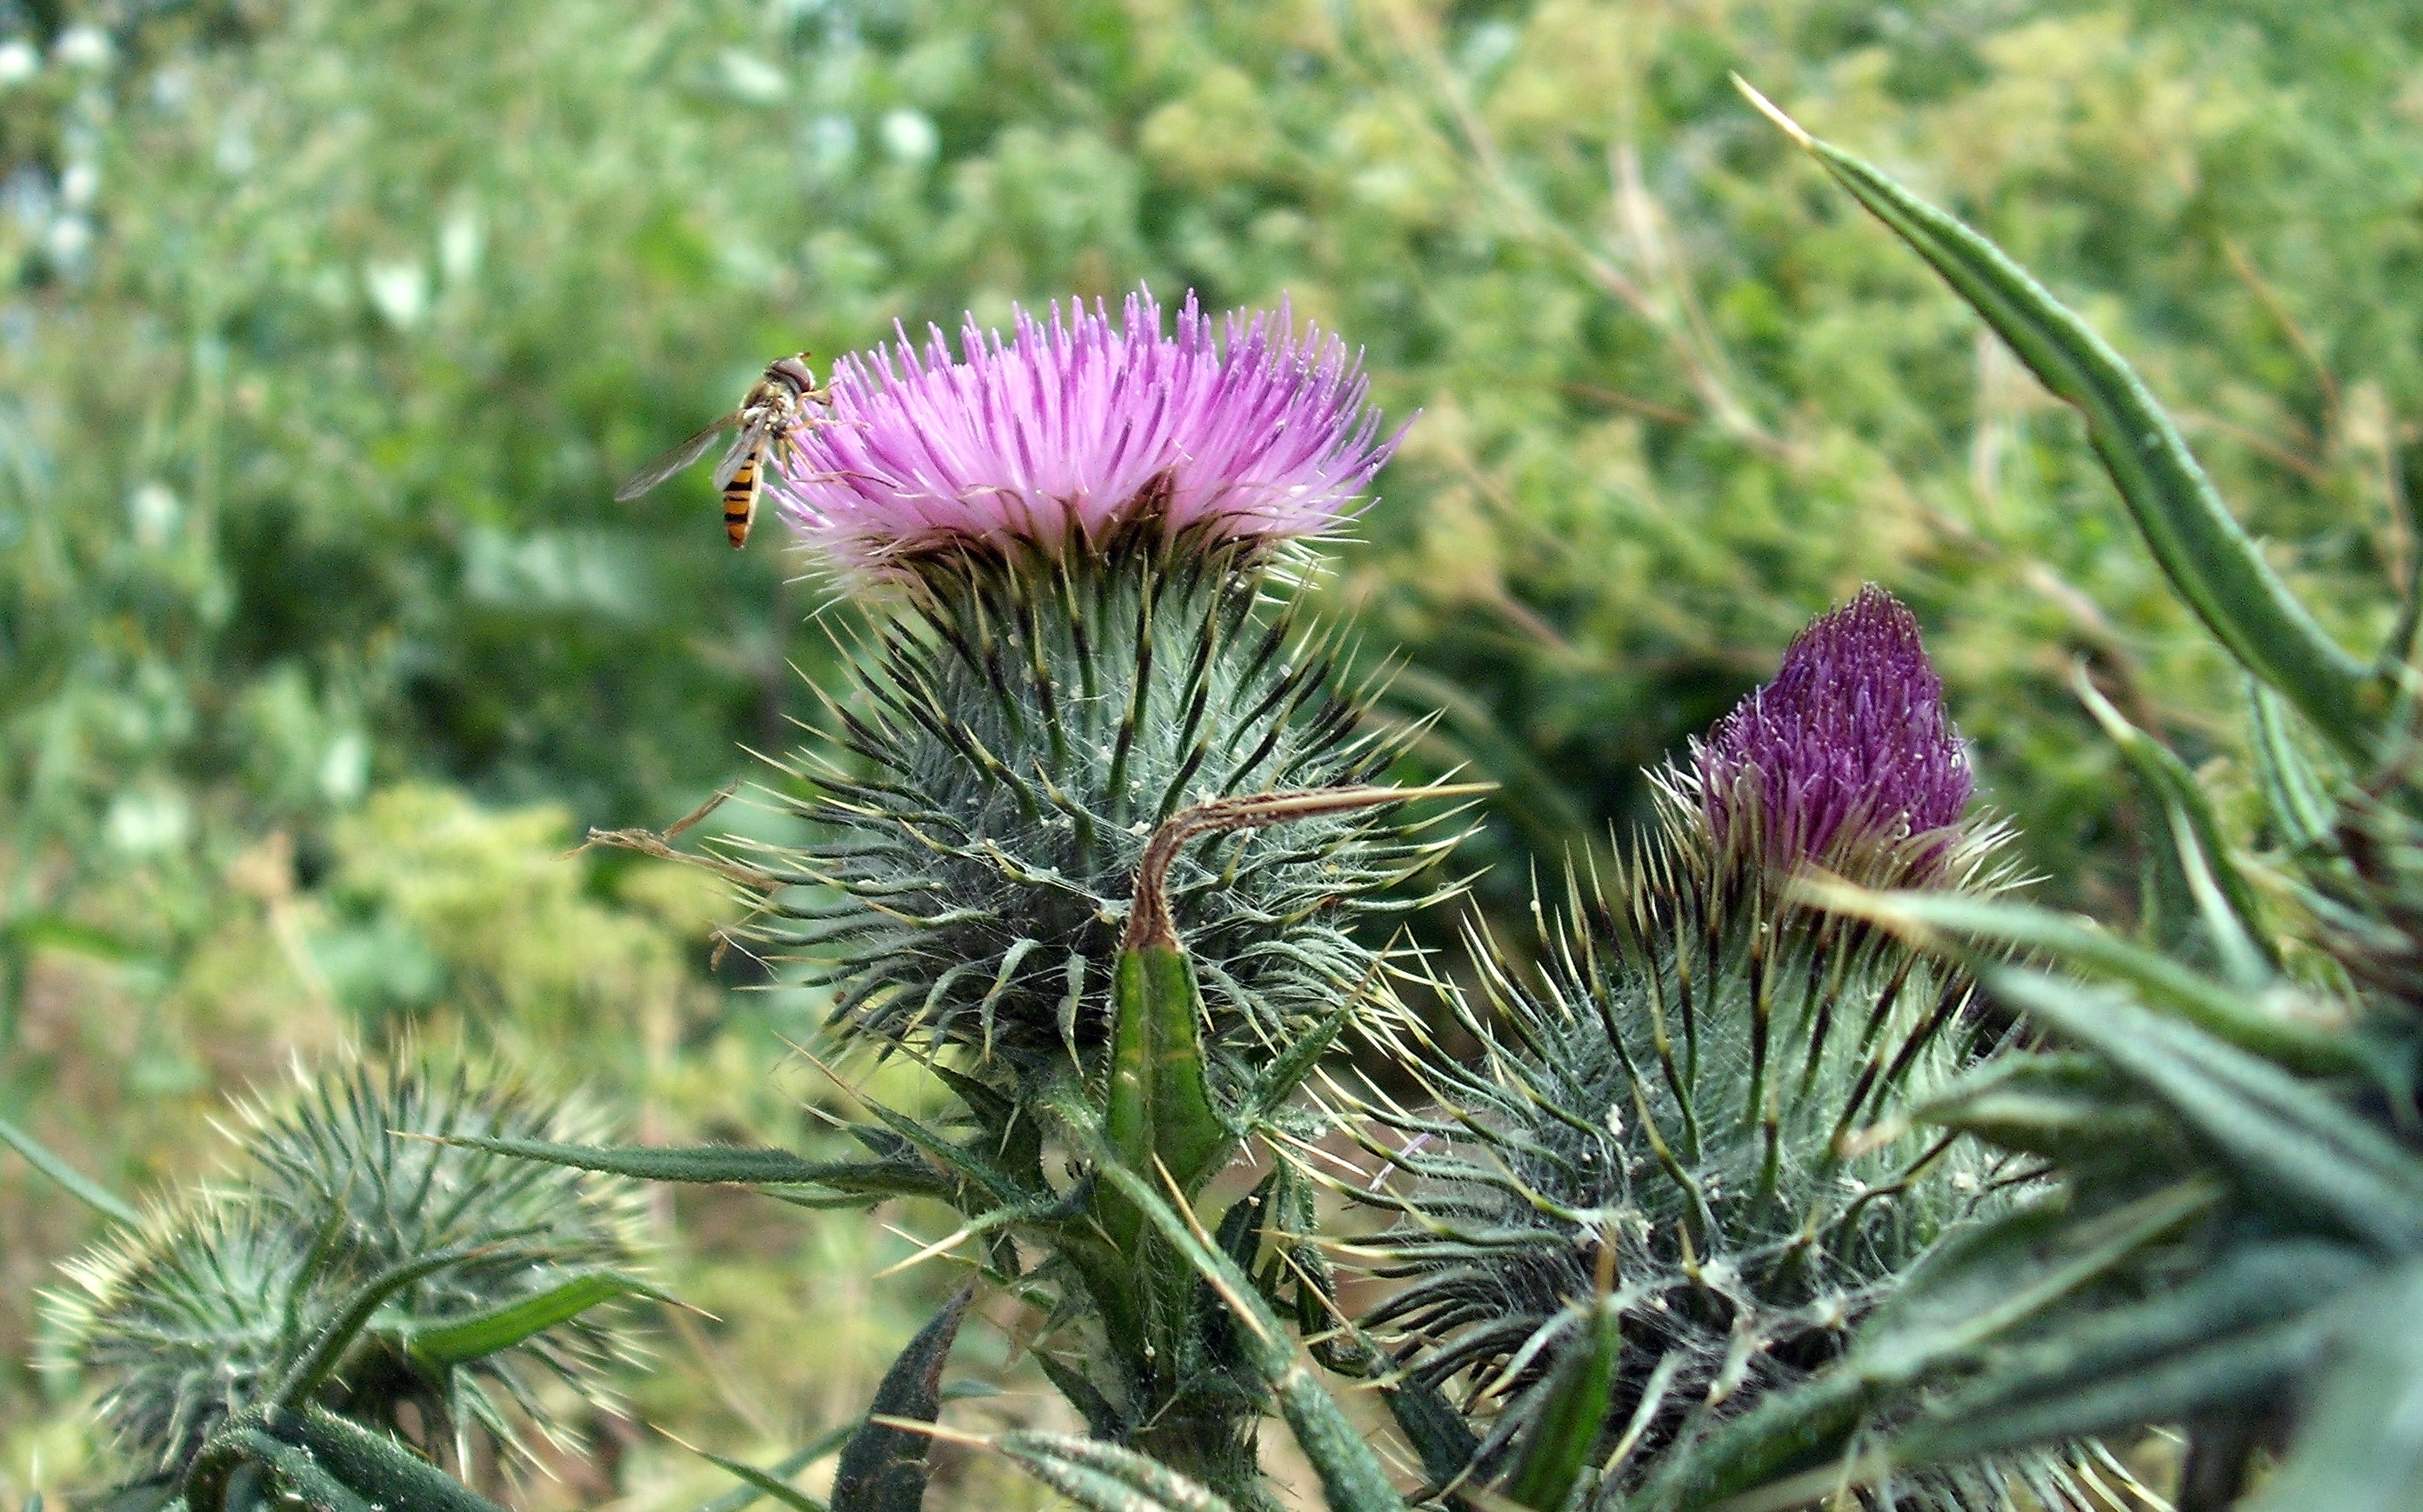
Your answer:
(8, 1), (2423, 1507)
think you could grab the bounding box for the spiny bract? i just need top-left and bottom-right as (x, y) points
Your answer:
(733, 530), (1462, 1082)
(45, 1057), (648, 1480)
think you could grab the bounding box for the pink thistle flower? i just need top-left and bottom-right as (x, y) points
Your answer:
(770, 287), (1404, 572)
(1694, 586), (1973, 876)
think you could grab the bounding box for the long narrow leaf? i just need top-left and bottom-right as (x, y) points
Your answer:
(1858, 891), (2373, 1078)
(695, 1428), (856, 1512)
(0, 1111), (140, 1225)
(1736, 77), (2386, 758)
(689, 1448), (831, 1512)
(2073, 670), (2276, 973)
(997, 1433), (1238, 1512)
(1501, 1295), (1620, 1510)
(1105, 944), (1232, 1207)
(271, 1249), (481, 1410)
(264, 1407), (511, 1512)
(1892, 1240), (2370, 1463)
(1063, 1127), (1410, 1512)
(404, 1272), (657, 1369)
(2245, 1260), (2423, 1512)
(437, 1135), (869, 1189)
(1985, 968), (2423, 1252)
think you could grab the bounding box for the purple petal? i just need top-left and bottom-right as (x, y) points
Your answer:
(1697, 586), (1972, 868)
(768, 286), (1403, 570)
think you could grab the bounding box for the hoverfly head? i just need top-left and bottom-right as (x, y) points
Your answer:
(769, 352), (818, 395)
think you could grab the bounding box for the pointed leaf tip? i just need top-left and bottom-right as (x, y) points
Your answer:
(1731, 74), (1812, 150)
(832, 1283), (975, 1512)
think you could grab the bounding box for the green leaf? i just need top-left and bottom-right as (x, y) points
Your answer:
(437, 1134), (867, 1188)
(2073, 669), (2277, 975)
(1859, 1181), (2222, 1382)
(1501, 1294), (1621, 1511)
(270, 1248), (482, 1410)
(2249, 683), (2337, 852)
(688, 1448), (831, 1512)
(1868, 889), (2375, 1079)
(1641, 1186), (2210, 1510)
(195, 1407), (510, 1512)
(2246, 1260), (2423, 1512)
(1985, 968), (2423, 1253)
(1105, 945), (1234, 1209)
(403, 1271), (657, 1369)
(1894, 1240), (2368, 1464)
(1071, 1135), (1411, 1512)
(695, 1428), (856, 1512)
(995, 1432), (1238, 1512)
(1917, 1051), (2176, 1165)
(1739, 79), (2387, 760)
(1645, 1191), (2209, 1505)
(831, 1283), (974, 1512)
(197, 1429), (378, 1512)
(0, 1111), (141, 1225)
(1029, 1349), (1130, 1440)
(275, 1408), (508, 1512)
(1239, 1000), (1356, 1129)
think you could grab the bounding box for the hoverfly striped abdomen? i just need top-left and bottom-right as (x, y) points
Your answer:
(615, 350), (831, 550)
(721, 447), (763, 549)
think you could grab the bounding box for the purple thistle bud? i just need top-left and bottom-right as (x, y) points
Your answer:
(1695, 586), (1972, 872)
(771, 287), (1405, 572)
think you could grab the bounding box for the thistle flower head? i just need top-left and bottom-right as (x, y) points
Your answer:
(772, 288), (1400, 574)
(44, 1057), (647, 1480)
(1694, 586), (1972, 881)
(1338, 591), (2035, 1505)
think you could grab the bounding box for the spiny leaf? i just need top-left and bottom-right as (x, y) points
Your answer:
(1736, 77), (2387, 760)
(1643, 1182), (2223, 1503)
(1060, 1120), (1410, 1512)
(402, 1272), (657, 1369)
(1501, 1294), (1621, 1510)
(2244, 1259), (2423, 1512)
(1893, 1240), (2372, 1464)
(996, 1432), (1238, 1512)
(435, 1134), (857, 1188)
(831, 1283), (974, 1512)
(1239, 999), (1355, 1129)
(1917, 1053), (2180, 1165)
(1857, 1181), (2222, 1379)
(1859, 891), (2372, 1078)
(1984, 968), (2423, 1252)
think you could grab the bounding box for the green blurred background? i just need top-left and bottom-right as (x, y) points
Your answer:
(3, 0), (2418, 1503)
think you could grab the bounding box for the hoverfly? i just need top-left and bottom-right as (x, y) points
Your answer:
(617, 353), (831, 548)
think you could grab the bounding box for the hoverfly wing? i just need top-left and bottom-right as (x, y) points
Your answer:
(711, 423), (766, 493)
(614, 416), (738, 502)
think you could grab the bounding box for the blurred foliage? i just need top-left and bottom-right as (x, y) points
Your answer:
(5, 0), (2423, 1505)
